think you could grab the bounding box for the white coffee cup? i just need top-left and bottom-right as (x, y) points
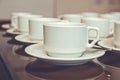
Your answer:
(82, 12), (99, 17)
(11, 12), (31, 28)
(43, 22), (99, 58)
(100, 14), (120, 35)
(100, 14), (120, 21)
(111, 12), (120, 14)
(82, 17), (111, 39)
(29, 17), (60, 40)
(114, 21), (120, 48)
(18, 14), (42, 33)
(59, 14), (83, 22)
(110, 12), (120, 20)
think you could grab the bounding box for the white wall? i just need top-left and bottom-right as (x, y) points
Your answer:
(0, 0), (54, 19)
(55, 0), (120, 17)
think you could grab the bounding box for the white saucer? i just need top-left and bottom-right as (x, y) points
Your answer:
(98, 37), (120, 51)
(6, 28), (27, 35)
(15, 34), (43, 44)
(1, 24), (11, 29)
(25, 43), (105, 66)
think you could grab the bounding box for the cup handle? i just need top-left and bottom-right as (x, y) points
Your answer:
(11, 16), (18, 29)
(87, 27), (99, 48)
(109, 20), (115, 35)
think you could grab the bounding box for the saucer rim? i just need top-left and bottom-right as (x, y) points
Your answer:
(15, 34), (42, 43)
(98, 37), (120, 51)
(1, 24), (10, 29)
(6, 28), (26, 35)
(25, 43), (105, 61)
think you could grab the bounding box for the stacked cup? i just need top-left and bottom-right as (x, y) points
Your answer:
(18, 14), (43, 33)
(82, 12), (99, 17)
(59, 14), (83, 23)
(114, 21), (120, 48)
(82, 17), (112, 40)
(29, 17), (60, 41)
(11, 12), (31, 29)
(100, 13), (120, 35)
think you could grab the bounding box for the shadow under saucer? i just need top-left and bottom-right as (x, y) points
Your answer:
(25, 60), (107, 80)
(12, 45), (36, 61)
(98, 50), (120, 67)
(98, 50), (120, 80)
(7, 37), (33, 45)
(15, 45), (33, 57)
(2, 33), (17, 38)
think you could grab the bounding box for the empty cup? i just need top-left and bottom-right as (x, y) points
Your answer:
(29, 17), (60, 40)
(43, 22), (99, 58)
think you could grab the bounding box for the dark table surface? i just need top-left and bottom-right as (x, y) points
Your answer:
(0, 20), (108, 80)
(98, 50), (120, 67)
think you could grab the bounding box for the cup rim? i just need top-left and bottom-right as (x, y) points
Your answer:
(82, 17), (109, 21)
(29, 17), (60, 22)
(44, 22), (86, 27)
(82, 12), (99, 16)
(82, 12), (99, 14)
(63, 14), (82, 17)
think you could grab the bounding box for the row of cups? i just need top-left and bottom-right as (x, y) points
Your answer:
(10, 12), (99, 58)
(10, 12), (120, 58)
(11, 12), (120, 39)
(59, 12), (120, 48)
(60, 12), (120, 39)
(11, 12), (59, 40)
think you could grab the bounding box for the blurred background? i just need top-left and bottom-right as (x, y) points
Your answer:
(0, 0), (120, 19)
